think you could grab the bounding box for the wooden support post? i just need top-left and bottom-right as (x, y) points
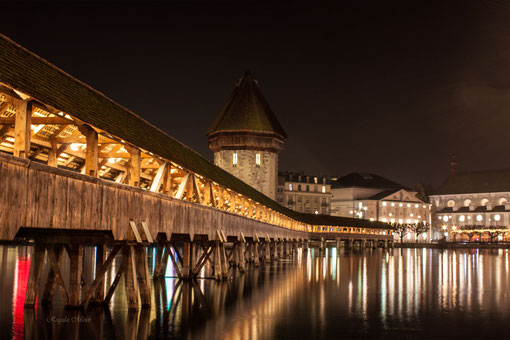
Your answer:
(47, 141), (58, 167)
(42, 245), (64, 304)
(214, 243), (222, 281)
(336, 238), (341, 254)
(135, 245), (151, 308)
(265, 242), (271, 263)
(220, 242), (229, 278)
(123, 245), (139, 311)
(78, 125), (99, 177)
(273, 241), (278, 261)
(127, 146), (141, 186)
(13, 99), (31, 158)
(150, 162), (167, 192)
(182, 241), (191, 279)
(153, 245), (164, 278)
(25, 244), (45, 307)
(67, 244), (83, 309)
(361, 239), (367, 249)
(233, 242), (240, 267)
(253, 242), (260, 267)
(92, 244), (107, 304)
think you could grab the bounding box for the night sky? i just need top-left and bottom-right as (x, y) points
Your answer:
(2, 0), (510, 189)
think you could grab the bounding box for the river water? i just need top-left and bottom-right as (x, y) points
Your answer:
(1, 246), (510, 339)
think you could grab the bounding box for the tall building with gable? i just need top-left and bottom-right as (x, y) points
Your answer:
(207, 72), (287, 200)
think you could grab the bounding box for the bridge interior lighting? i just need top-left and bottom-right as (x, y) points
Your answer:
(57, 111), (64, 116)
(108, 158), (116, 164)
(70, 143), (81, 151)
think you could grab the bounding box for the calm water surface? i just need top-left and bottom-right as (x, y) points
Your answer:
(1, 246), (510, 339)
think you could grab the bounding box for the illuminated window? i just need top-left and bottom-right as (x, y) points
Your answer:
(391, 202), (395, 207)
(459, 215), (465, 222)
(399, 203), (403, 207)
(494, 214), (501, 221)
(398, 219), (403, 224)
(390, 218), (395, 223)
(407, 203), (411, 208)
(382, 201), (387, 206)
(289, 183), (293, 191)
(382, 218), (387, 222)
(476, 214), (483, 222)
(314, 177), (318, 184)
(447, 199), (455, 207)
(255, 153), (261, 167)
(498, 198), (507, 206)
(464, 199), (471, 207)
(321, 185), (326, 193)
(481, 198), (489, 206)
(415, 204), (419, 208)
(442, 216), (448, 222)
(232, 153), (238, 167)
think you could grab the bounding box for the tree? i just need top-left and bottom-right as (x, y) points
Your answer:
(413, 222), (430, 241)
(395, 224), (410, 243)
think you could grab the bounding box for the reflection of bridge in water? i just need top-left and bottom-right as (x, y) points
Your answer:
(0, 34), (393, 313)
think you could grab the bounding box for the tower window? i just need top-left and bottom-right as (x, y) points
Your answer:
(321, 185), (326, 193)
(255, 153), (261, 167)
(289, 183), (293, 191)
(232, 153), (238, 167)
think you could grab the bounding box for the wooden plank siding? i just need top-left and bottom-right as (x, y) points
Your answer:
(0, 152), (313, 241)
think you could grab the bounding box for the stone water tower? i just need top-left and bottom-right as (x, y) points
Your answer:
(207, 72), (287, 200)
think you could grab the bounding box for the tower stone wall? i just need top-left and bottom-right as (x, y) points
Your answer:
(214, 149), (278, 200)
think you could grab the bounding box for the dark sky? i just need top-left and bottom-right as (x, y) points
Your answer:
(2, 0), (510, 188)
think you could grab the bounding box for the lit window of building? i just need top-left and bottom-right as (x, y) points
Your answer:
(232, 152), (238, 167)
(382, 201), (387, 206)
(415, 204), (419, 208)
(494, 214), (501, 221)
(447, 199), (455, 207)
(481, 198), (489, 206)
(391, 203), (395, 207)
(255, 153), (261, 167)
(499, 198), (507, 206)
(442, 216), (448, 222)
(407, 203), (411, 207)
(476, 214), (483, 222)
(314, 177), (318, 184)
(399, 203), (403, 207)
(289, 183), (293, 191)
(398, 219), (403, 224)
(322, 185), (326, 193)
(459, 215), (465, 222)
(463, 199), (471, 207)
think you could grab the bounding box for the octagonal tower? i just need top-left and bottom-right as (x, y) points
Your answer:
(207, 72), (287, 200)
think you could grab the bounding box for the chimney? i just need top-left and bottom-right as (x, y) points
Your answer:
(450, 154), (457, 177)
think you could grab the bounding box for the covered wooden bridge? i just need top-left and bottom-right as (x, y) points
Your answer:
(0, 34), (392, 310)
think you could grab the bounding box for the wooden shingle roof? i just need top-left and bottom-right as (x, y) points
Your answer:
(207, 71), (287, 138)
(0, 34), (388, 229)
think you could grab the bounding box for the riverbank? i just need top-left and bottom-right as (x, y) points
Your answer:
(396, 242), (510, 249)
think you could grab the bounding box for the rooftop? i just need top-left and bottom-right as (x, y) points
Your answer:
(207, 71), (287, 138)
(331, 172), (409, 190)
(435, 169), (510, 195)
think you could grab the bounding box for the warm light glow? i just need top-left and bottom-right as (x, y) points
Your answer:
(391, 202), (395, 206)
(70, 143), (81, 151)
(410, 213), (414, 217)
(459, 215), (465, 222)
(108, 157), (116, 164)
(476, 214), (483, 222)
(415, 204), (419, 208)
(382, 218), (387, 222)
(232, 152), (238, 166)
(389, 213), (392, 216)
(369, 218), (375, 221)
(398, 219), (403, 224)
(407, 203), (411, 207)
(390, 218), (395, 223)
(399, 203), (403, 207)
(495, 214), (501, 221)
(442, 225), (447, 230)
(255, 153), (261, 166)
(442, 216), (448, 222)
(452, 226), (457, 230)
(382, 201), (387, 206)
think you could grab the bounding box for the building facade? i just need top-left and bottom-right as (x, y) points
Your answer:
(277, 172), (332, 214)
(430, 167), (510, 242)
(330, 172), (431, 241)
(207, 72), (287, 200)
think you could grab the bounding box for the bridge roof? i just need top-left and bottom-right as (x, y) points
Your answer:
(207, 71), (287, 138)
(0, 34), (388, 230)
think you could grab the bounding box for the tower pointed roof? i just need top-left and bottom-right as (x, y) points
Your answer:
(207, 71), (287, 138)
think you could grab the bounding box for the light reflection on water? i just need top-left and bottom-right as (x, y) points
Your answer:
(1, 246), (510, 339)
